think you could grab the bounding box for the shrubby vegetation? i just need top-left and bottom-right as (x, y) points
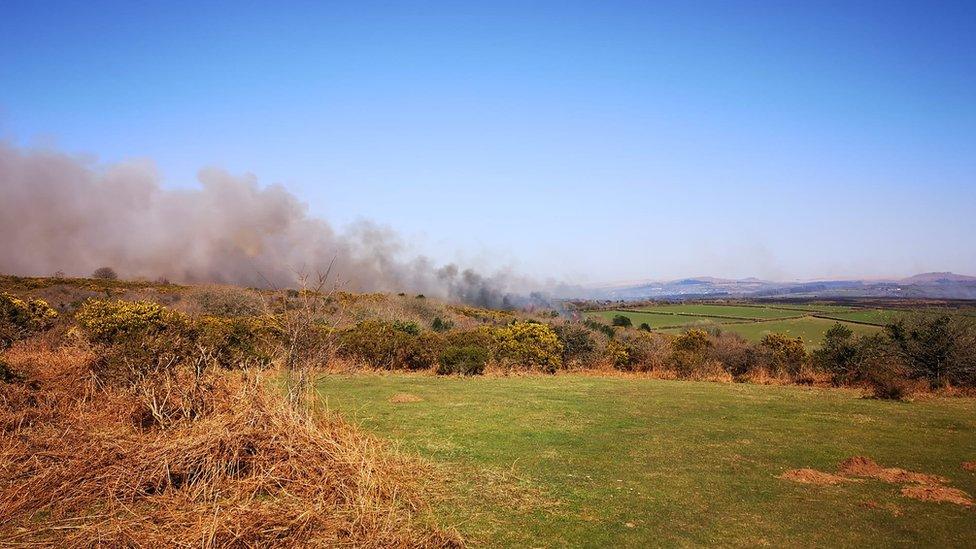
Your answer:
(3, 275), (975, 398)
(1, 291), (58, 347)
(1, 292), (59, 383)
(337, 320), (441, 370)
(91, 266), (118, 280)
(437, 345), (488, 375)
(493, 321), (564, 373)
(611, 314), (632, 327)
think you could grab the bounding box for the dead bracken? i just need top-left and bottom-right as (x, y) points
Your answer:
(0, 341), (461, 547)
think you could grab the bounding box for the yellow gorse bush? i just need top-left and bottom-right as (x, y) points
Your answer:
(1, 291), (58, 335)
(75, 299), (184, 343)
(493, 321), (564, 372)
(605, 339), (631, 369)
(449, 304), (514, 323)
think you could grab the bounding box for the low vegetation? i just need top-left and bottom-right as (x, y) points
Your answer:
(317, 375), (976, 547)
(4, 275), (976, 400)
(0, 278), (461, 546)
(2, 274), (975, 545)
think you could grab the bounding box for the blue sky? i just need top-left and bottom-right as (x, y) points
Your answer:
(2, 0), (975, 283)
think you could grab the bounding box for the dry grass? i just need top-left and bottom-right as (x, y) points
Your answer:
(837, 456), (948, 485)
(389, 393), (424, 404)
(778, 468), (859, 485)
(780, 455), (974, 508)
(0, 339), (461, 547)
(900, 485), (973, 506)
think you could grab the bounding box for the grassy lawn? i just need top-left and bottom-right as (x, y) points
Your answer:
(317, 374), (976, 548)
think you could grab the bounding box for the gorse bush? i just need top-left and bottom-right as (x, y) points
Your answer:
(392, 320), (421, 336)
(437, 345), (488, 375)
(190, 286), (266, 317)
(195, 315), (277, 368)
(669, 329), (710, 374)
(75, 299), (177, 343)
(338, 320), (442, 370)
(553, 323), (597, 365)
(605, 339), (631, 369)
(431, 317), (454, 332)
(1, 292), (58, 346)
(617, 331), (671, 372)
(584, 318), (615, 339)
(493, 321), (563, 372)
(758, 333), (807, 375)
(74, 299), (278, 382)
(706, 332), (755, 378)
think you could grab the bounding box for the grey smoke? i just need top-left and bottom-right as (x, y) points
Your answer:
(0, 142), (554, 308)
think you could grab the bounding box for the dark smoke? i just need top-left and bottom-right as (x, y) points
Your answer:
(0, 142), (560, 308)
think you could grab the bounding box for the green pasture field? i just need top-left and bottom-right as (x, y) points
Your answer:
(633, 303), (805, 320)
(585, 310), (748, 329)
(317, 374), (976, 548)
(591, 302), (976, 348)
(816, 309), (908, 326)
(662, 316), (881, 348)
(761, 303), (859, 314)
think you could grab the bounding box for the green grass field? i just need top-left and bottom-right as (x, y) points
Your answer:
(592, 303), (883, 348)
(586, 310), (748, 329)
(764, 303), (858, 314)
(662, 316), (882, 348)
(317, 375), (976, 548)
(633, 303), (804, 320)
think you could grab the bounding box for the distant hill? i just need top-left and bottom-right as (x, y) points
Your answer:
(588, 272), (976, 301)
(900, 272), (976, 284)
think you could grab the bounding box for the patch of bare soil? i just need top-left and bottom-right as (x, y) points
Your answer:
(901, 485), (973, 506)
(963, 461), (976, 472)
(778, 468), (858, 485)
(781, 456), (975, 508)
(838, 456), (948, 485)
(390, 392), (424, 404)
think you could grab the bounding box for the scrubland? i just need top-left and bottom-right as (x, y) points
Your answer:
(2, 274), (975, 547)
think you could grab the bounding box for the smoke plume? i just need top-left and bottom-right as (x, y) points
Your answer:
(0, 142), (550, 308)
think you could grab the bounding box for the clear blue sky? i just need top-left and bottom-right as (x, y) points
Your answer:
(2, 0), (974, 283)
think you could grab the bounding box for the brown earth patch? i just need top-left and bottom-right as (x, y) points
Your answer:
(963, 461), (976, 472)
(389, 392), (424, 404)
(901, 484), (973, 506)
(778, 468), (858, 485)
(838, 456), (947, 485)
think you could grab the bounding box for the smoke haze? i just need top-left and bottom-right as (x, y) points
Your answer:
(0, 142), (546, 308)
